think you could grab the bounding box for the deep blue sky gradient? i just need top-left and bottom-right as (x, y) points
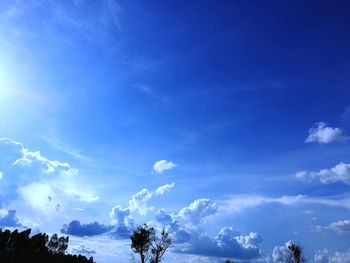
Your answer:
(0, 1), (350, 262)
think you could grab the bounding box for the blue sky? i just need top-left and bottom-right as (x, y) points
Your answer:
(0, 1), (350, 262)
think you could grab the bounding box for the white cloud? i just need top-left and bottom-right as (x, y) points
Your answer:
(314, 248), (350, 263)
(126, 183), (176, 215)
(316, 219), (350, 234)
(109, 205), (132, 226)
(128, 188), (153, 215)
(296, 162), (350, 185)
(0, 137), (77, 181)
(177, 198), (217, 226)
(155, 182), (175, 195)
(305, 122), (348, 143)
(155, 200), (262, 260)
(272, 240), (304, 263)
(0, 171), (3, 179)
(17, 183), (62, 215)
(178, 228), (262, 260)
(153, 160), (176, 174)
(0, 137), (98, 222)
(327, 219), (350, 233)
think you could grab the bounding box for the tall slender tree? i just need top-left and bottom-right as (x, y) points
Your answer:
(150, 228), (171, 263)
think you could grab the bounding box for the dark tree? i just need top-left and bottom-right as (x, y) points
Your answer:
(131, 224), (155, 263)
(47, 234), (69, 254)
(130, 224), (171, 263)
(0, 228), (94, 263)
(150, 228), (171, 263)
(285, 241), (306, 263)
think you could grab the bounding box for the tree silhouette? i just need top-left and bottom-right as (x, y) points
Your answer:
(285, 241), (306, 263)
(130, 224), (171, 263)
(0, 228), (94, 263)
(47, 234), (69, 254)
(131, 224), (154, 263)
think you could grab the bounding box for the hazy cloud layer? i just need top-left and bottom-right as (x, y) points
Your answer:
(314, 248), (350, 263)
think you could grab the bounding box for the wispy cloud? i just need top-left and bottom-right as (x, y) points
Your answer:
(296, 162), (350, 185)
(42, 135), (86, 160)
(1, 0), (122, 38)
(218, 194), (350, 214)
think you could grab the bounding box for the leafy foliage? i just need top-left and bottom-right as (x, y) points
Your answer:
(130, 224), (171, 263)
(0, 228), (94, 263)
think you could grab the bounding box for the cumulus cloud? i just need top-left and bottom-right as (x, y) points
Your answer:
(272, 240), (304, 263)
(305, 122), (348, 143)
(109, 205), (134, 238)
(178, 227), (262, 260)
(125, 183), (176, 216)
(0, 137), (98, 219)
(155, 200), (263, 260)
(61, 220), (111, 236)
(314, 248), (350, 263)
(177, 199), (217, 226)
(107, 183), (175, 238)
(110, 205), (132, 226)
(155, 209), (191, 243)
(296, 162), (350, 185)
(128, 188), (153, 215)
(153, 160), (176, 174)
(0, 209), (21, 227)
